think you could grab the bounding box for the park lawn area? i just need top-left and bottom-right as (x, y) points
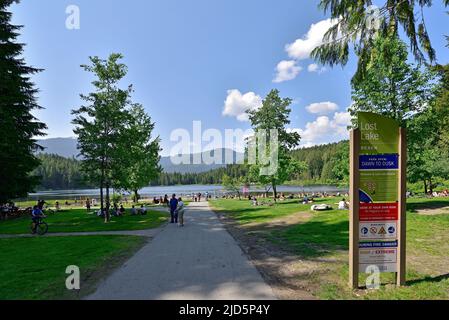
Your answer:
(210, 197), (449, 300)
(0, 208), (168, 235)
(0, 235), (146, 300)
(210, 198), (328, 224)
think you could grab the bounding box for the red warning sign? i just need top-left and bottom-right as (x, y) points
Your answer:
(360, 202), (398, 221)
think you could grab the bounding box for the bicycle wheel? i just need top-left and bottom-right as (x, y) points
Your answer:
(36, 222), (48, 235)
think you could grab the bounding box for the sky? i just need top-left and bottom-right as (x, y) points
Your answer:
(10, 0), (449, 156)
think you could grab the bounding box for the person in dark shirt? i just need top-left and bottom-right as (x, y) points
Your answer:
(169, 194), (178, 223)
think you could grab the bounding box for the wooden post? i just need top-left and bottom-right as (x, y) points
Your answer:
(349, 129), (360, 289)
(396, 128), (407, 286)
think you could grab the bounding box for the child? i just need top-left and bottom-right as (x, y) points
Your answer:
(176, 198), (186, 227)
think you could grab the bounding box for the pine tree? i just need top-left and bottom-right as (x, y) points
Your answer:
(0, 0), (47, 204)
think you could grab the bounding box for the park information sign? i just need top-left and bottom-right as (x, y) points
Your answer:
(349, 112), (407, 288)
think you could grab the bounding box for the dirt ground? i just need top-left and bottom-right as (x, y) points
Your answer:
(416, 206), (449, 215)
(213, 210), (339, 300)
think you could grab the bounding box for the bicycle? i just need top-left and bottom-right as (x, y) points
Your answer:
(30, 216), (48, 235)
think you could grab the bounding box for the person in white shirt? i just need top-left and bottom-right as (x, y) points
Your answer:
(338, 198), (349, 210)
(176, 198), (186, 227)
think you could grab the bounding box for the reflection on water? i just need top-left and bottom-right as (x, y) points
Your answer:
(26, 184), (348, 200)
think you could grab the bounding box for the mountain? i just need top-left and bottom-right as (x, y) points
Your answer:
(37, 137), (79, 158)
(36, 137), (243, 174)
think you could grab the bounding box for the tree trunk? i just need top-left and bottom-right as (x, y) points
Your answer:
(133, 189), (139, 203)
(100, 167), (105, 214)
(105, 183), (110, 223)
(423, 180), (428, 194)
(429, 178), (434, 195)
(272, 182), (277, 203)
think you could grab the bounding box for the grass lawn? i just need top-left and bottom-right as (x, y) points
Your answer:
(0, 235), (146, 300)
(211, 198), (314, 224)
(210, 196), (449, 300)
(0, 208), (168, 234)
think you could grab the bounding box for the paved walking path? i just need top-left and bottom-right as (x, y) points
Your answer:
(87, 201), (276, 300)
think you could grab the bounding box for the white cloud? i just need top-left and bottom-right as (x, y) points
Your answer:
(273, 60), (302, 83)
(333, 111), (352, 126)
(222, 89), (262, 122)
(294, 112), (351, 147)
(307, 63), (327, 73)
(307, 63), (319, 72)
(306, 101), (339, 115)
(285, 18), (337, 60)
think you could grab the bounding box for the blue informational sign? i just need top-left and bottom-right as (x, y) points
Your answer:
(359, 154), (399, 170)
(359, 240), (398, 248)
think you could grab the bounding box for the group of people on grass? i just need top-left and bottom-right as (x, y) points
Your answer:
(84, 194), (187, 226)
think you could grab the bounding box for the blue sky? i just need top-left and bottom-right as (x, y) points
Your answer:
(11, 0), (449, 156)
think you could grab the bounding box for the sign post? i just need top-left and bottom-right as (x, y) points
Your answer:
(349, 112), (406, 288)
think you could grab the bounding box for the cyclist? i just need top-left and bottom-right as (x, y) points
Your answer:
(31, 205), (46, 234)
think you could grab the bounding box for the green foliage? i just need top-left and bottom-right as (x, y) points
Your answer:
(311, 0), (447, 80)
(222, 174), (246, 199)
(350, 35), (435, 127)
(246, 89), (306, 199)
(407, 63), (449, 193)
(291, 141), (349, 185)
(71, 54), (160, 216)
(113, 104), (161, 201)
(71, 53), (132, 215)
(33, 154), (95, 190)
(0, 0), (47, 203)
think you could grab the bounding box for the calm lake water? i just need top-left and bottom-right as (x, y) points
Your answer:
(27, 184), (348, 200)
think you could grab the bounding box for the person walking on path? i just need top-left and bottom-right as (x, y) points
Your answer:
(169, 194), (178, 224)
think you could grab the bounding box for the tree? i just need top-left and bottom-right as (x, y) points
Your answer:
(348, 35), (441, 193)
(349, 35), (435, 127)
(312, 0), (448, 81)
(222, 174), (244, 200)
(115, 104), (162, 202)
(247, 89), (306, 202)
(72, 54), (132, 222)
(0, 0), (47, 204)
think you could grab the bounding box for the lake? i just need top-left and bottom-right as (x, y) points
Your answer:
(26, 184), (348, 200)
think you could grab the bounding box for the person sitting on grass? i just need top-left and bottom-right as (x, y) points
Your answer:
(177, 198), (186, 227)
(338, 198), (349, 210)
(119, 205), (126, 215)
(31, 205), (46, 233)
(130, 205), (137, 215)
(140, 204), (147, 215)
(55, 201), (61, 212)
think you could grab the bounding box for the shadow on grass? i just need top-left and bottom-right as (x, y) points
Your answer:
(271, 219), (349, 258)
(407, 200), (449, 213)
(407, 273), (449, 286)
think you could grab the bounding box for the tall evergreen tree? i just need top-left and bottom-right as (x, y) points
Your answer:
(0, 0), (47, 204)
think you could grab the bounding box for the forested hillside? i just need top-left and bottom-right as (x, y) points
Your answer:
(33, 154), (95, 190)
(33, 141), (350, 189)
